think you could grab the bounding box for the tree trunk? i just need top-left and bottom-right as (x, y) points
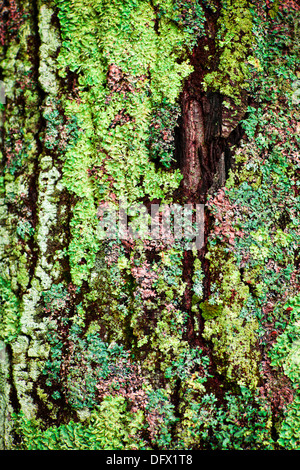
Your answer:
(0, 0), (299, 451)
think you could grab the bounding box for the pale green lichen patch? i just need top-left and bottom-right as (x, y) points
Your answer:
(0, 341), (13, 450)
(203, 306), (260, 389)
(35, 157), (63, 288)
(0, 0), (67, 428)
(55, 0), (202, 286)
(203, 0), (254, 102)
(0, 0), (299, 452)
(38, 4), (61, 95)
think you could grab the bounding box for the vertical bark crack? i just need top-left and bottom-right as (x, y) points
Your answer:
(179, 87), (231, 202)
(176, 21), (247, 344)
(180, 91), (204, 197)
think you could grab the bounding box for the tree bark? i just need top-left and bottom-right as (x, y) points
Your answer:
(0, 0), (299, 451)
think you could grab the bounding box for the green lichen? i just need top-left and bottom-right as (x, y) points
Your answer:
(0, 341), (13, 450)
(0, 0), (69, 428)
(199, 301), (223, 320)
(55, 0), (204, 286)
(0, 0), (299, 452)
(0, 277), (20, 343)
(203, 307), (260, 389)
(203, 0), (254, 102)
(269, 296), (300, 449)
(13, 394), (147, 450)
(176, 388), (274, 450)
(202, 244), (259, 389)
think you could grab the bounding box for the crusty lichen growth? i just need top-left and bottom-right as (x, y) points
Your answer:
(0, 0), (68, 430)
(203, 0), (255, 102)
(0, 0), (208, 446)
(1, 0), (299, 451)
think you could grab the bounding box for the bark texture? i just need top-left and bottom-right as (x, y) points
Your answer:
(0, 0), (300, 451)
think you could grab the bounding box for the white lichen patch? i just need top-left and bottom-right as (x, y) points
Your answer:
(35, 156), (63, 288)
(0, 341), (13, 449)
(38, 4), (61, 95)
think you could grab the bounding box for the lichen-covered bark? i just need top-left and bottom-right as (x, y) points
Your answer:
(180, 92), (204, 196)
(0, 0), (68, 436)
(0, 0), (300, 451)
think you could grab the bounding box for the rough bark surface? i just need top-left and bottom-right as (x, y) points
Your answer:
(0, 0), (300, 451)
